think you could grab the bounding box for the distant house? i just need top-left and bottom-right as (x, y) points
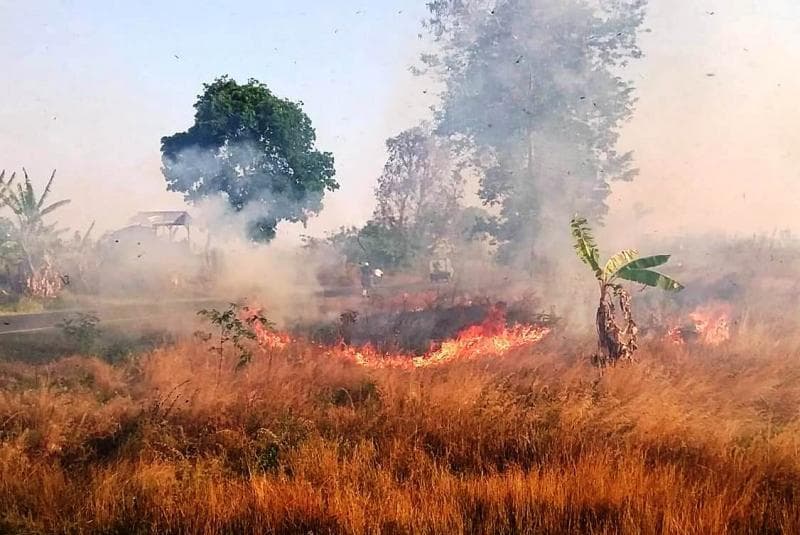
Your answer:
(127, 211), (192, 243)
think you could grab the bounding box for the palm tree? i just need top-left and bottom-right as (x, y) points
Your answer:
(0, 168), (71, 297)
(570, 216), (683, 366)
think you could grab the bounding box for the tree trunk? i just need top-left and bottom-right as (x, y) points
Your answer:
(594, 283), (638, 367)
(526, 69), (537, 277)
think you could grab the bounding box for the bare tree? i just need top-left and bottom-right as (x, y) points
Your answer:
(373, 125), (468, 259)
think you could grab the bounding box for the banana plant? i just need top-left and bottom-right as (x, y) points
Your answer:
(570, 216), (683, 366)
(0, 168), (71, 297)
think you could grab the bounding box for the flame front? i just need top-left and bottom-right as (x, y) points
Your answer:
(254, 327), (293, 349)
(241, 306), (293, 349)
(247, 303), (550, 369)
(330, 322), (549, 370)
(338, 304), (549, 369)
(666, 302), (732, 346)
(689, 304), (731, 345)
(411, 323), (549, 368)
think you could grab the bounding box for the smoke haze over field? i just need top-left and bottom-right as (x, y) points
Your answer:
(1, 0), (799, 247)
(604, 0), (800, 247)
(7, 7), (800, 533)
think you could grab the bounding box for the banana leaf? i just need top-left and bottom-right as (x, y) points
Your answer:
(603, 249), (638, 280)
(570, 217), (602, 278)
(617, 254), (671, 272)
(39, 199), (71, 217)
(616, 267), (684, 291)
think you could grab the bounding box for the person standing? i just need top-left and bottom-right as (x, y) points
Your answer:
(360, 262), (373, 298)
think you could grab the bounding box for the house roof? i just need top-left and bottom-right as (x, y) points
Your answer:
(129, 211), (192, 227)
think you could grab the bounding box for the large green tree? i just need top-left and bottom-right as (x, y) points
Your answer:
(161, 76), (337, 242)
(421, 0), (647, 264)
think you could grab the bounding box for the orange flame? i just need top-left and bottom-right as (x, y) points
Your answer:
(689, 303), (731, 345)
(665, 326), (686, 346)
(411, 323), (549, 368)
(241, 306), (293, 349)
(254, 328), (293, 350)
(327, 323), (549, 370)
(330, 303), (548, 369)
(247, 303), (550, 369)
(665, 302), (732, 346)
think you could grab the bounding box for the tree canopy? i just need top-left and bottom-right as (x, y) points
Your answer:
(161, 76), (337, 242)
(421, 0), (647, 264)
(371, 125), (469, 263)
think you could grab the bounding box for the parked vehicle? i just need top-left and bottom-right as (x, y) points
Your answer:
(429, 257), (454, 283)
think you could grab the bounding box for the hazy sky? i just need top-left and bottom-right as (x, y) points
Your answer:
(2, 0), (799, 243)
(608, 0), (800, 242)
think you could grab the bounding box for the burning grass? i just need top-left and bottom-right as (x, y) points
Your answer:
(257, 303), (552, 370)
(665, 301), (733, 346)
(1, 324), (800, 533)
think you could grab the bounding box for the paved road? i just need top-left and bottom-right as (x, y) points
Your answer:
(0, 280), (469, 336)
(0, 287), (369, 335)
(0, 298), (228, 335)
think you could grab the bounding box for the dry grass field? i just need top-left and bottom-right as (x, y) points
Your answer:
(1, 324), (799, 534)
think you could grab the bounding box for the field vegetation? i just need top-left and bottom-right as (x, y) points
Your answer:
(1, 324), (799, 534)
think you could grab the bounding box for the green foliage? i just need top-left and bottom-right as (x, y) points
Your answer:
(615, 266), (684, 291)
(0, 327), (173, 364)
(570, 216), (682, 292)
(0, 295), (44, 314)
(253, 413), (313, 473)
(313, 222), (416, 270)
(306, 124), (478, 271)
(313, 206), (490, 273)
(618, 254), (671, 271)
(357, 221), (415, 268)
(570, 217), (602, 279)
(372, 126), (470, 259)
(0, 217), (21, 276)
(0, 169), (71, 228)
(0, 169), (70, 257)
(0, 168), (71, 297)
(57, 312), (101, 354)
(570, 215), (682, 365)
(613, 254), (683, 291)
(197, 303), (273, 370)
(161, 76), (337, 242)
(99, 330), (174, 365)
(603, 249), (639, 280)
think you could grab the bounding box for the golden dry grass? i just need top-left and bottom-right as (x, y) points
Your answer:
(1, 329), (800, 534)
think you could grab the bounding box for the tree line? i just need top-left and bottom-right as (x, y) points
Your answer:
(0, 0), (650, 303)
(159, 1), (649, 273)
